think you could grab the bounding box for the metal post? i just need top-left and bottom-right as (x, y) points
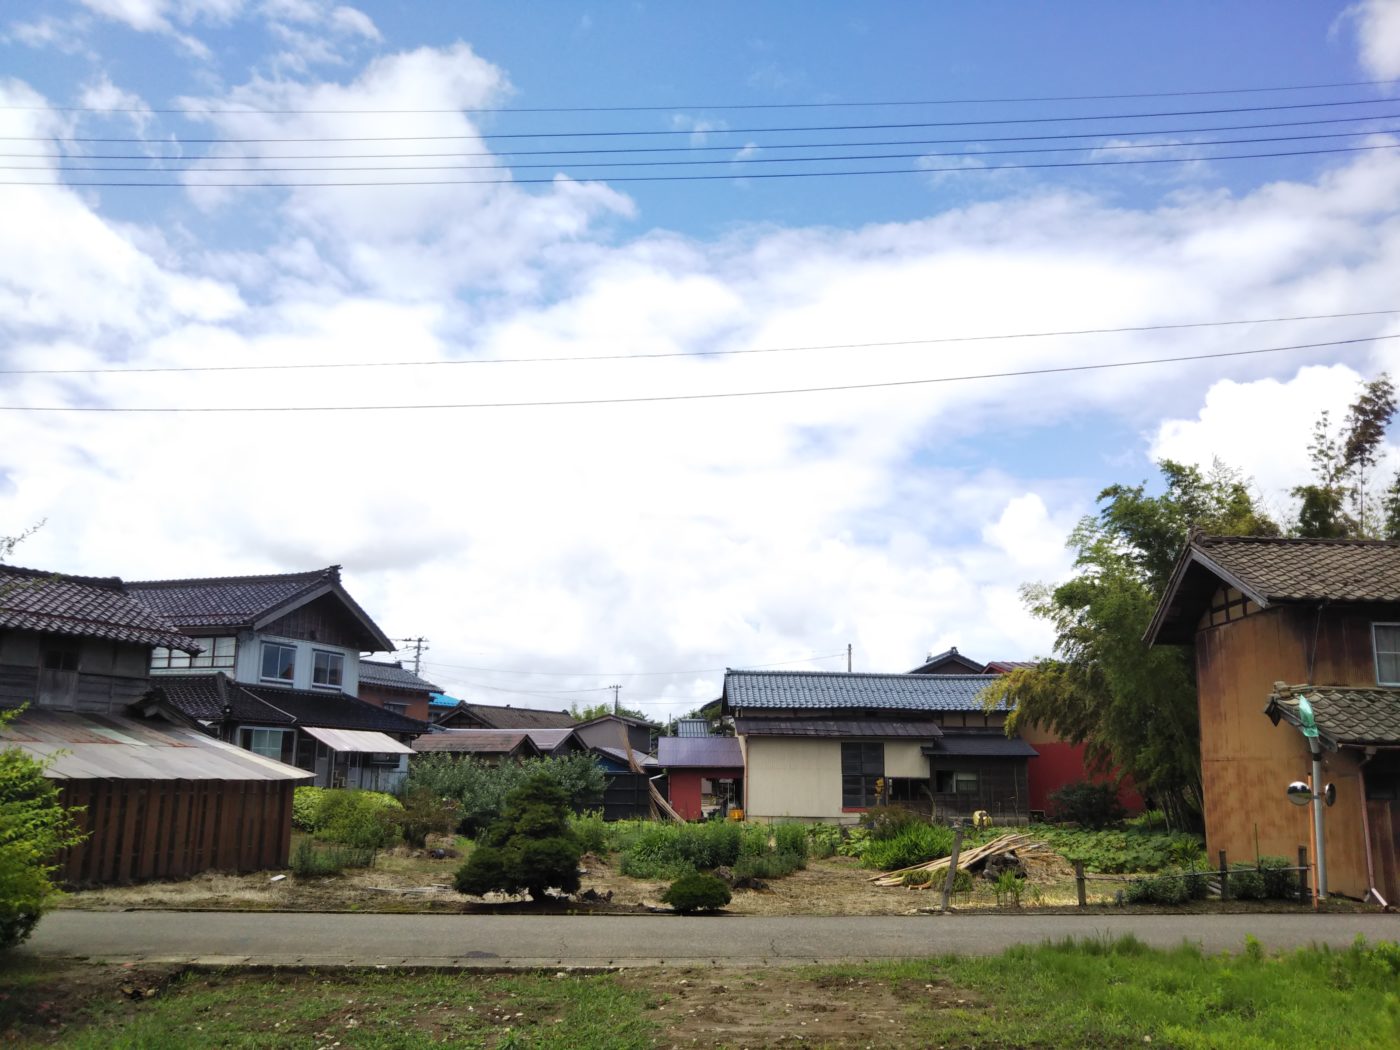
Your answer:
(1218, 849), (1229, 901)
(1074, 861), (1086, 908)
(940, 825), (965, 913)
(1297, 845), (1309, 904)
(1310, 760), (1327, 899)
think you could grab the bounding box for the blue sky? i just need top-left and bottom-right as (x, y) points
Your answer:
(1, 1), (1399, 715)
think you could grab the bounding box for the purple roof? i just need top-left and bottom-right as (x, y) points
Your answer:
(657, 736), (743, 768)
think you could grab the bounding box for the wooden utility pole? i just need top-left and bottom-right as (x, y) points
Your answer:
(610, 683), (622, 714)
(847, 643), (852, 672)
(396, 637), (428, 676)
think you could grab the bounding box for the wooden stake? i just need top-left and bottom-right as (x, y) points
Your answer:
(940, 825), (965, 912)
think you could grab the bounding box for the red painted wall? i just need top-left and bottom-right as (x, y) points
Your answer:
(665, 768), (743, 821)
(1027, 741), (1143, 816)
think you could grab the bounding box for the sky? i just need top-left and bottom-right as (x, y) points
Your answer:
(2, 1), (1400, 719)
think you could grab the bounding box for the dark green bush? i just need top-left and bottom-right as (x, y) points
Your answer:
(662, 872), (732, 914)
(569, 810), (609, 855)
(1047, 781), (1127, 830)
(1259, 856), (1297, 899)
(406, 753), (605, 836)
(619, 821), (743, 879)
(1125, 870), (1190, 905)
(1227, 863), (1268, 900)
(860, 824), (954, 871)
(394, 790), (460, 849)
(733, 851), (804, 881)
(859, 805), (925, 840)
(455, 775), (581, 900)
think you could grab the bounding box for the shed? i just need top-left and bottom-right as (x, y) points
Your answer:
(657, 736), (744, 820)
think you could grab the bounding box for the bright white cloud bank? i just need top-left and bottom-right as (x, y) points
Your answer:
(5, 40), (1400, 714)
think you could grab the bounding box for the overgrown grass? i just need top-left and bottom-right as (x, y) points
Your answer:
(1029, 823), (1205, 873)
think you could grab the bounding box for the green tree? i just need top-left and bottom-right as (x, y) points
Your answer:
(570, 701), (652, 723)
(454, 773), (582, 901)
(1292, 374), (1396, 537)
(981, 460), (1279, 829)
(1, 708), (87, 950)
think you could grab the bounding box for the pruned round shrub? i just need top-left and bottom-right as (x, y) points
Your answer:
(662, 872), (731, 914)
(1258, 856), (1296, 899)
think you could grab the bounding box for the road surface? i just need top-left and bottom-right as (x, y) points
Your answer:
(21, 910), (1400, 968)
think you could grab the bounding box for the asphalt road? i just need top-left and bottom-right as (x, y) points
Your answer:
(21, 911), (1400, 968)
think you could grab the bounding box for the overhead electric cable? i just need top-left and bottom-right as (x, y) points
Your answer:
(5, 77), (1392, 115)
(5, 308), (1392, 377)
(20, 125), (1400, 174)
(423, 652), (846, 678)
(7, 142), (1399, 187)
(7, 95), (1398, 143)
(11, 109), (1397, 161)
(3, 335), (1394, 413)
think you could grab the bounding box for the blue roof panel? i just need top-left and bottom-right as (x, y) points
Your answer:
(724, 670), (1008, 713)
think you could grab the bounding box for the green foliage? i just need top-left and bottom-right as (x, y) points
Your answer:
(661, 871), (732, 913)
(618, 821), (742, 879)
(1226, 862), (1268, 901)
(859, 805), (926, 840)
(569, 810), (609, 855)
(1293, 374), (1397, 538)
(405, 753), (605, 836)
(393, 789), (461, 849)
(1258, 855), (1298, 899)
(772, 822), (809, 860)
(732, 850), (805, 880)
(1046, 780), (1127, 830)
(570, 702), (654, 723)
(315, 789), (402, 849)
(1125, 869), (1191, 905)
(455, 774), (582, 900)
(289, 838), (376, 877)
(291, 786), (326, 832)
(994, 868), (1024, 908)
(982, 459), (1280, 828)
(1030, 824), (1204, 874)
(1, 708), (86, 950)
(806, 822), (841, 859)
(859, 823), (954, 871)
(836, 825), (870, 858)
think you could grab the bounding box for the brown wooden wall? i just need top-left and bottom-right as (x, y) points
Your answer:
(927, 757), (1030, 825)
(1194, 602), (1389, 900)
(54, 778), (296, 887)
(261, 592), (366, 650)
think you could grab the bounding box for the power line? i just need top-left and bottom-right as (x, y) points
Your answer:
(20, 125), (1400, 174)
(8, 95), (1398, 144)
(7, 78), (1393, 116)
(13, 109), (1398, 161)
(3, 335), (1394, 413)
(8, 141), (1399, 187)
(5, 308), (1392, 377)
(423, 651), (847, 678)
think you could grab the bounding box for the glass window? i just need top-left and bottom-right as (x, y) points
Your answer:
(241, 727), (289, 760)
(42, 646), (79, 672)
(260, 643), (296, 683)
(312, 650), (344, 689)
(1375, 624), (1400, 685)
(841, 742), (884, 808)
(189, 636), (237, 669)
(935, 770), (980, 794)
(384, 701), (408, 715)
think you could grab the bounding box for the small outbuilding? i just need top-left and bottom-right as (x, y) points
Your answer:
(657, 735), (744, 820)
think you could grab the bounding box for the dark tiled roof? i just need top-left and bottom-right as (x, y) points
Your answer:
(909, 647), (986, 674)
(734, 717), (943, 739)
(1150, 535), (1400, 644)
(657, 736), (743, 768)
(0, 565), (198, 652)
(724, 670), (1008, 713)
(358, 660), (441, 693)
(447, 703), (576, 730)
(412, 730), (540, 755)
(922, 734), (1039, 758)
(575, 713), (660, 730)
(1266, 682), (1400, 748)
(127, 567), (335, 628)
(156, 673), (427, 734)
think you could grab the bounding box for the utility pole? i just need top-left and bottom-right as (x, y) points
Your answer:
(847, 643), (853, 672)
(609, 683), (622, 715)
(396, 637), (428, 676)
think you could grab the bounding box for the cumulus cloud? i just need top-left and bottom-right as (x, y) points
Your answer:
(1347, 0), (1400, 80)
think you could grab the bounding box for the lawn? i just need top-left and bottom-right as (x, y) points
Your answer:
(3, 936), (1397, 1048)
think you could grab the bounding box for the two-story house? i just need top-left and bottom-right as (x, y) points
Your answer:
(1148, 534), (1400, 903)
(0, 564), (310, 884)
(127, 565), (427, 790)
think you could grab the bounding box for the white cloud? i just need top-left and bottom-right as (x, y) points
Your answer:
(1347, 0), (1400, 79)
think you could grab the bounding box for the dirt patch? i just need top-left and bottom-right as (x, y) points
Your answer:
(0, 959), (185, 1042)
(628, 966), (985, 1048)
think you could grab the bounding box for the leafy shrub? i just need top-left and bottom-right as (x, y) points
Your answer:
(292, 785), (328, 832)
(1028, 824), (1204, 874)
(994, 869), (1024, 908)
(455, 775), (581, 900)
(290, 838), (376, 877)
(620, 821), (743, 879)
(316, 790), (402, 849)
(836, 826), (870, 858)
(1047, 781), (1127, 830)
(860, 823), (954, 871)
(773, 822), (809, 861)
(406, 753), (605, 836)
(860, 805), (926, 840)
(733, 851), (804, 881)
(951, 868), (974, 894)
(1227, 863), (1268, 901)
(1125, 870), (1191, 905)
(570, 810), (609, 855)
(393, 790), (461, 849)
(1259, 855), (1297, 899)
(1, 710), (86, 950)
(662, 872), (732, 914)
(807, 823), (841, 859)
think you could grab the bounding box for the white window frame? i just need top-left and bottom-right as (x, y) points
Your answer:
(260, 642), (297, 684)
(311, 649), (345, 691)
(240, 726), (290, 760)
(1373, 622), (1400, 685)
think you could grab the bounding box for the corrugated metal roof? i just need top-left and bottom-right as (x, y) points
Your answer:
(0, 565), (199, 652)
(525, 728), (581, 750)
(922, 734), (1039, 758)
(724, 670), (1008, 712)
(411, 730), (539, 754)
(657, 736), (743, 768)
(303, 726), (413, 754)
(734, 717), (943, 739)
(0, 709), (312, 781)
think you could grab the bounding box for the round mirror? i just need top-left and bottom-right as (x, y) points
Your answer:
(1323, 783), (1337, 807)
(1286, 781), (1313, 806)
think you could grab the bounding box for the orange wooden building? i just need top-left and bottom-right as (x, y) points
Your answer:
(1148, 534), (1400, 903)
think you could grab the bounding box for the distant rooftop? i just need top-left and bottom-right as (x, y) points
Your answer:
(723, 669), (1008, 713)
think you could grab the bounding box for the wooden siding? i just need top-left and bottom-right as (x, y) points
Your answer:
(0, 662), (149, 714)
(1194, 603), (1395, 900)
(261, 592), (366, 651)
(54, 778), (295, 886)
(926, 756), (1031, 825)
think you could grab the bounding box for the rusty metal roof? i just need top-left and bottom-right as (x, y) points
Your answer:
(0, 565), (198, 653)
(411, 729), (541, 755)
(0, 709), (312, 781)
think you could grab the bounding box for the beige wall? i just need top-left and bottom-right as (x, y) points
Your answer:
(742, 736), (929, 823)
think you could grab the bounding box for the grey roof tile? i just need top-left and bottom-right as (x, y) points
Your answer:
(0, 565), (198, 652)
(126, 568), (335, 628)
(724, 670), (1008, 712)
(734, 717), (943, 738)
(1196, 535), (1400, 603)
(1266, 682), (1400, 747)
(157, 673), (427, 734)
(358, 660), (441, 693)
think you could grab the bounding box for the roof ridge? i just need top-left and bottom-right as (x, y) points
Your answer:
(1197, 534), (1400, 549)
(727, 668), (1001, 680)
(126, 566), (338, 589)
(0, 564), (126, 590)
